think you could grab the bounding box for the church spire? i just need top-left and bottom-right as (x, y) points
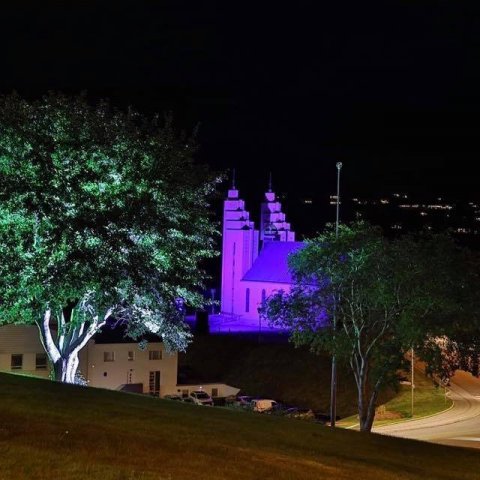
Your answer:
(260, 171), (295, 243)
(231, 168), (236, 190)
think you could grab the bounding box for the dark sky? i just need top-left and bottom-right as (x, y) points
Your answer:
(2, 1), (480, 203)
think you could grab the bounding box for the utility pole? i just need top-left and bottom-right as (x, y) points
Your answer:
(411, 347), (415, 418)
(330, 161), (342, 427)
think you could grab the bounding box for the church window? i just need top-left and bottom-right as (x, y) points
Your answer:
(261, 289), (266, 305)
(245, 288), (250, 312)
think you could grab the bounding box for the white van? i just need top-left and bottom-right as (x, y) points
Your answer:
(251, 399), (278, 412)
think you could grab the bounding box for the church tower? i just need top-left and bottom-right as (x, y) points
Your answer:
(220, 185), (259, 315)
(259, 175), (295, 244)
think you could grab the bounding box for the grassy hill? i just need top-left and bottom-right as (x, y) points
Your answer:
(178, 334), (395, 416)
(1, 373), (479, 480)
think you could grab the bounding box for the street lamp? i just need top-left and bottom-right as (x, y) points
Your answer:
(330, 161), (342, 427)
(411, 347), (415, 417)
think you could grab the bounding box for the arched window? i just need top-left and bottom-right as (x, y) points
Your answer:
(245, 288), (250, 313)
(261, 289), (266, 306)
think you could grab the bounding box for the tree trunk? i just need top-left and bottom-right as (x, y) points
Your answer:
(357, 378), (370, 432)
(36, 305), (112, 384)
(361, 385), (380, 432)
(52, 352), (80, 383)
(356, 361), (382, 433)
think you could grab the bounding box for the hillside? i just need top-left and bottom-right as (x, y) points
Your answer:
(178, 334), (395, 416)
(1, 373), (479, 480)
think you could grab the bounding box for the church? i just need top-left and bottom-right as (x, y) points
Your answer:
(220, 181), (304, 322)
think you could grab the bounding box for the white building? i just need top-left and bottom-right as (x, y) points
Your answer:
(0, 324), (177, 396)
(0, 324), (240, 399)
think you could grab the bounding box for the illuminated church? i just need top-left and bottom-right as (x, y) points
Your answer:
(220, 180), (303, 321)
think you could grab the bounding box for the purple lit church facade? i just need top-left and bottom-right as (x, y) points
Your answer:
(220, 186), (303, 321)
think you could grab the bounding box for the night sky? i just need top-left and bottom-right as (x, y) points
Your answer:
(2, 2), (480, 212)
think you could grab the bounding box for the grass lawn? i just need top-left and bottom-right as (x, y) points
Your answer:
(1, 373), (480, 480)
(338, 368), (452, 428)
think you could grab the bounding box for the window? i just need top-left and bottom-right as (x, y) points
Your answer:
(245, 288), (250, 313)
(149, 350), (162, 360)
(104, 352), (115, 362)
(261, 289), (266, 306)
(11, 354), (23, 370)
(35, 353), (48, 370)
(128, 351), (134, 361)
(181, 389), (189, 398)
(211, 388), (218, 398)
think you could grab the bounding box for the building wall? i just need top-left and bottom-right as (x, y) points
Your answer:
(221, 188), (259, 315)
(237, 281), (292, 321)
(85, 341), (178, 396)
(0, 325), (178, 397)
(0, 325), (51, 378)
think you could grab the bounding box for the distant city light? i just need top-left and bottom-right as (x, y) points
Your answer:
(426, 204), (452, 210)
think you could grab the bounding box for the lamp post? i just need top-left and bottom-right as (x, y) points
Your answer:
(336, 162), (342, 237)
(411, 347), (415, 417)
(330, 161), (342, 427)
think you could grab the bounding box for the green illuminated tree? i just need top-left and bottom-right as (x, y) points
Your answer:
(260, 222), (477, 432)
(0, 92), (221, 383)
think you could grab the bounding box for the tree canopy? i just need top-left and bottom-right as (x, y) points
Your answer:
(261, 221), (480, 431)
(0, 92), (221, 381)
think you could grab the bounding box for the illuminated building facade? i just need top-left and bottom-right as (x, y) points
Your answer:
(221, 186), (303, 321)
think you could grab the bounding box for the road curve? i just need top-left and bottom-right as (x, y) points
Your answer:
(375, 370), (480, 449)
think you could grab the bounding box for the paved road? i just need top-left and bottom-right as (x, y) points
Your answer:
(375, 370), (480, 449)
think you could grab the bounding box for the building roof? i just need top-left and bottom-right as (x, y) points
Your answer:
(241, 241), (304, 284)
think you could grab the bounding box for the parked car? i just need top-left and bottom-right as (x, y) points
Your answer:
(251, 398), (278, 413)
(181, 397), (196, 404)
(163, 394), (183, 401)
(189, 390), (214, 406)
(235, 395), (255, 407)
(224, 394), (238, 406)
(285, 408), (315, 420)
(268, 403), (295, 415)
